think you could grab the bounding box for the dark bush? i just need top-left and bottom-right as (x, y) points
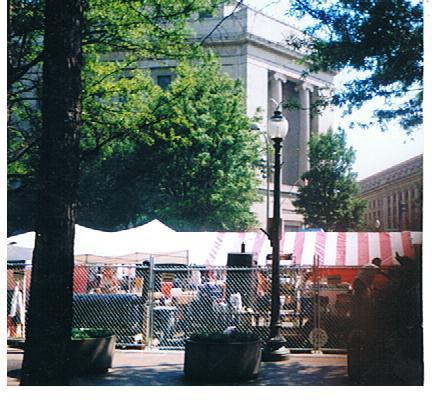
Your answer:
(71, 328), (113, 340)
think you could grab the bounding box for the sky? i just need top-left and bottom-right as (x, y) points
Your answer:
(244, 0), (424, 180)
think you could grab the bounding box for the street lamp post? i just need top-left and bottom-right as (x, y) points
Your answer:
(262, 109), (290, 362)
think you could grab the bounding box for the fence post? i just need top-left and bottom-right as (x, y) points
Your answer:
(22, 267), (28, 339)
(310, 254), (327, 354)
(311, 254), (324, 354)
(146, 256), (155, 349)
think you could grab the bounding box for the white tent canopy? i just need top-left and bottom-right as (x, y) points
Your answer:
(7, 220), (422, 267)
(6, 245), (33, 264)
(8, 219), (189, 264)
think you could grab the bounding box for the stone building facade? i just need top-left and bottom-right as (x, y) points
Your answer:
(148, 3), (336, 231)
(358, 155), (423, 231)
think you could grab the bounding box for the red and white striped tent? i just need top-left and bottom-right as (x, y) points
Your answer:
(9, 224), (421, 290)
(181, 231), (422, 267)
(8, 221), (421, 268)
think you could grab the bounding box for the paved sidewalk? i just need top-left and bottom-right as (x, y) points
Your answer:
(7, 348), (351, 386)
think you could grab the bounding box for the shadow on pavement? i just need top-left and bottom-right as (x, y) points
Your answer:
(8, 349), (351, 386)
(70, 361), (351, 386)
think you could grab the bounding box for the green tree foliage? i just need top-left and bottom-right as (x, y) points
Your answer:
(8, 0), (245, 234)
(293, 130), (366, 231)
(287, 0), (423, 131)
(78, 57), (261, 231)
(8, 1), (261, 234)
(8, 0), (219, 179)
(7, 0), (44, 202)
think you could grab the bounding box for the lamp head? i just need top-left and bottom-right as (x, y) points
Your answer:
(268, 110), (289, 140)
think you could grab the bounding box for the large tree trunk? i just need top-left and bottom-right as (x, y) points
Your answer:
(20, 0), (84, 386)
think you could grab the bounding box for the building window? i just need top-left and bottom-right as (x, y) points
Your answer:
(198, 10), (214, 19)
(157, 75), (172, 90)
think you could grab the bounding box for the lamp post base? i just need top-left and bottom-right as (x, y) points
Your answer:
(262, 337), (290, 362)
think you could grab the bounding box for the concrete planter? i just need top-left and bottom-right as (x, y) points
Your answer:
(184, 339), (261, 382)
(70, 335), (116, 375)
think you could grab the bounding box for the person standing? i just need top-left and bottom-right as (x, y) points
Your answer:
(351, 257), (390, 331)
(353, 257), (384, 298)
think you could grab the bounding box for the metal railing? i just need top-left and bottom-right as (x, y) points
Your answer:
(7, 262), (362, 352)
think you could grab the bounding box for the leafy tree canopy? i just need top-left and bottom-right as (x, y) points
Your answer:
(8, 0), (222, 181)
(287, 0), (423, 131)
(8, 24), (262, 233)
(293, 130), (366, 231)
(8, 0), (261, 234)
(78, 57), (262, 231)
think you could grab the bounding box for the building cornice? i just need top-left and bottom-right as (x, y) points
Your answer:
(199, 32), (335, 86)
(199, 31), (304, 59)
(359, 154), (423, 194)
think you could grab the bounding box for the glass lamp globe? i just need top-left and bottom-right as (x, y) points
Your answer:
(268, 110), (289, 140)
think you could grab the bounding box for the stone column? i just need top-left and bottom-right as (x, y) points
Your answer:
(268, 72), (287, 116)
(310, 88), (319, 134)
(413, 184), (420, 229)
(407, 185), (413, 229)
(383, 195), (389, 228)
(297, 83), (313, 178)
(389, 192), (394, 229)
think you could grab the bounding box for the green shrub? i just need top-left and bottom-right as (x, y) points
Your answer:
(71, 328), (113, 340)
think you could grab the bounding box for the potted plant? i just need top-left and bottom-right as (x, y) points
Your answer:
(184, 331), (261, 383)
(69, 328), (116, 375)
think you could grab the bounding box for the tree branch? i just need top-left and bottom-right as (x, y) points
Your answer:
(8, 51), (44, 89)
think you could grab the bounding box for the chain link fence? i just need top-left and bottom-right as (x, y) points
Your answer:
(8, 261), (364, 352)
